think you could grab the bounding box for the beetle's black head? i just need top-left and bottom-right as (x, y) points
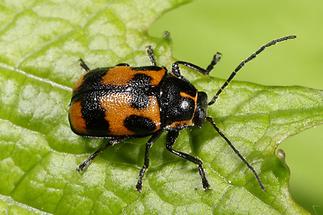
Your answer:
(160, 75), (201, 128)
(193, 92), (208, 127)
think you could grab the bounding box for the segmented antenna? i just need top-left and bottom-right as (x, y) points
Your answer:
(208, 35), (296, 106)
(206, 117), (265, 190)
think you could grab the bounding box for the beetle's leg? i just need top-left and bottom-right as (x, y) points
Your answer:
(146, 45), (157, 66)
(165, 130), (210, 190)
(79, 58), (90, 72)
(136, 131), (162, 192)
(206, 117), (265, 191)
(171, 52), (222, 78)
(76, 138), (120, 172)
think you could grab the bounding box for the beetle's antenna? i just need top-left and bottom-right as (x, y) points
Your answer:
(208, 35), (296, 106)
(206, 117), (265, 191)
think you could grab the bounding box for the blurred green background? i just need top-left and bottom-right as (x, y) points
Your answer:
(150, 0), (323, 214)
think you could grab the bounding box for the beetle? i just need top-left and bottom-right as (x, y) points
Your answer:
(69, 35), (296, 192)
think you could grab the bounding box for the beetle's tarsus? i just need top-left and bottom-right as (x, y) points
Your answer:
(136, 181), (143, 192)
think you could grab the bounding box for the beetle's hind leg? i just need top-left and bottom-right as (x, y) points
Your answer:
(79, 58), (90, 72)
(76, 138), (119, 172)
(136, 131), (162, 192)
(171, 52), (222, 78)
(146, 45), (157, 66)
(165, 130), (210, 190)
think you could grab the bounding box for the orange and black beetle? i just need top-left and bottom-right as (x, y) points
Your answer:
(69, 35), (296, 192)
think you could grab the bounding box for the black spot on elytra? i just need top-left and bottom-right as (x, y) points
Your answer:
(80, 91), (110, 136)
(128, 74), (152, 109)
(124, 115), (156, 134)
(72, 68), (109, 101)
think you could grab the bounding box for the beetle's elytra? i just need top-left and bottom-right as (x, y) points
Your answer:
(69, 35), (296, 192)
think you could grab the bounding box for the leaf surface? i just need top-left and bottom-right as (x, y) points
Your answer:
(0, 0), (322, 214)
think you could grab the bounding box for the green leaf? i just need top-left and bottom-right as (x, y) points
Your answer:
(0, 0), (322, 214)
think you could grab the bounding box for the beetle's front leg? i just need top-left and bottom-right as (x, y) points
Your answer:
(171, 52), (222, 78)
(165, 130), (210, 190)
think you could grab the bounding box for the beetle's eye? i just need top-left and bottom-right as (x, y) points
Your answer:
(180, 100), (189, 110)
(177, 98), (194, 116)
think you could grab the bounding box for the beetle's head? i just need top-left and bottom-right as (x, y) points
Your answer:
(193, 91), (208, 127)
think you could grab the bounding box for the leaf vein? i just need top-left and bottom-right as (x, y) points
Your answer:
(9, 151), (51, 196)
(0, 62), (72, 91)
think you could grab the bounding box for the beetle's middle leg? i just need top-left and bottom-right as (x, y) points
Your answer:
(171, 52), (222, 78)
(79, 58), (90, 72)
(136, 131), (162, 192)
(76, 138), (120, 172)
(146, 45), (157, 66)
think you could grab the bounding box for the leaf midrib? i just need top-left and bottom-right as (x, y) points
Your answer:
(0, 63), (72, 92)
